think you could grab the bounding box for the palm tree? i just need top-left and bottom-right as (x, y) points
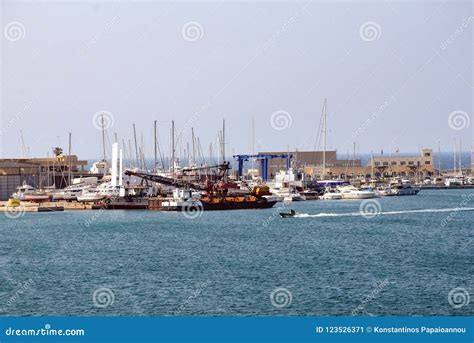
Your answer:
(52, 147), (63, 157)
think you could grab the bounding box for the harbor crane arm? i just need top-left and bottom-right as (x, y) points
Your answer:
(124, 169), (208, 191)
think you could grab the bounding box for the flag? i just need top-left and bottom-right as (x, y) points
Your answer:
(381, 149), (383, 156)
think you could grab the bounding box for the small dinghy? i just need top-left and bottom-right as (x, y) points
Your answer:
(279, 209), (297, 218)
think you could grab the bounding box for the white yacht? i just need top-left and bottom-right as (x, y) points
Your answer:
(320, 187), (342, 200)
(12, 182), (49, 202)
(62, 177), (99, 201)
(337, 185), (377, 199)
(76, 188), (104, 203)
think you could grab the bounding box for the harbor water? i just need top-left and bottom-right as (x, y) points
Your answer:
(0, 189), (472, 316)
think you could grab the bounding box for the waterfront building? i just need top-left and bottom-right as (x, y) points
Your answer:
(0, 155), (88, 200)
(369, 149), (434, 177)
(256, 149), (434, 180)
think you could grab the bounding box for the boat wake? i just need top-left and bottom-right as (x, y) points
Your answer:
(293, 207), (474, 218)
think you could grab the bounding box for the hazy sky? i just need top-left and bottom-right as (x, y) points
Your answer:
(1, 0), (472, 160)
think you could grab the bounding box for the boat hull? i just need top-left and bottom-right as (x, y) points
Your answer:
(394, 189), (420, 196)
(203, 200), (277, 210)
(321, 194), (342, 200)
(155, 200), (277, 211)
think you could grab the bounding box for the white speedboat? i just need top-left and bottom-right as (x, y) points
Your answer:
(337, 185), (376, 199)
(320, 188), (342, 200)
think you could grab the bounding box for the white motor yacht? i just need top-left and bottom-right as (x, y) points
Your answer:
(11, 182), (49, 202)
(320, 187), (342, 200)
(76, 188), (105, 203)
(337, 185), (377, 199)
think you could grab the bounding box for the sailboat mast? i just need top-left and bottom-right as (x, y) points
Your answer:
(322, 99), (327, 179)
(352, 142), (356, 179)
(371, 151), (374, 179)
(438, 141), (441, 177)
(171, 120), (175, 179)
(20, 130), (26, 158)
(154, 120), (158, 172)
(222, 119), (226, 162)
(192, 127), (196, 166)
(287, 144), (290, 196)
(101, 114), (106, 162)
(251, 117), (255, 175)
(453, 138), (457, 175)
(133, 124), (139, 168)
(68, 132), (72, 185)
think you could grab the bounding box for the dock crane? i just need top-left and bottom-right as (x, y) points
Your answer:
(232, 154), (292, 181)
